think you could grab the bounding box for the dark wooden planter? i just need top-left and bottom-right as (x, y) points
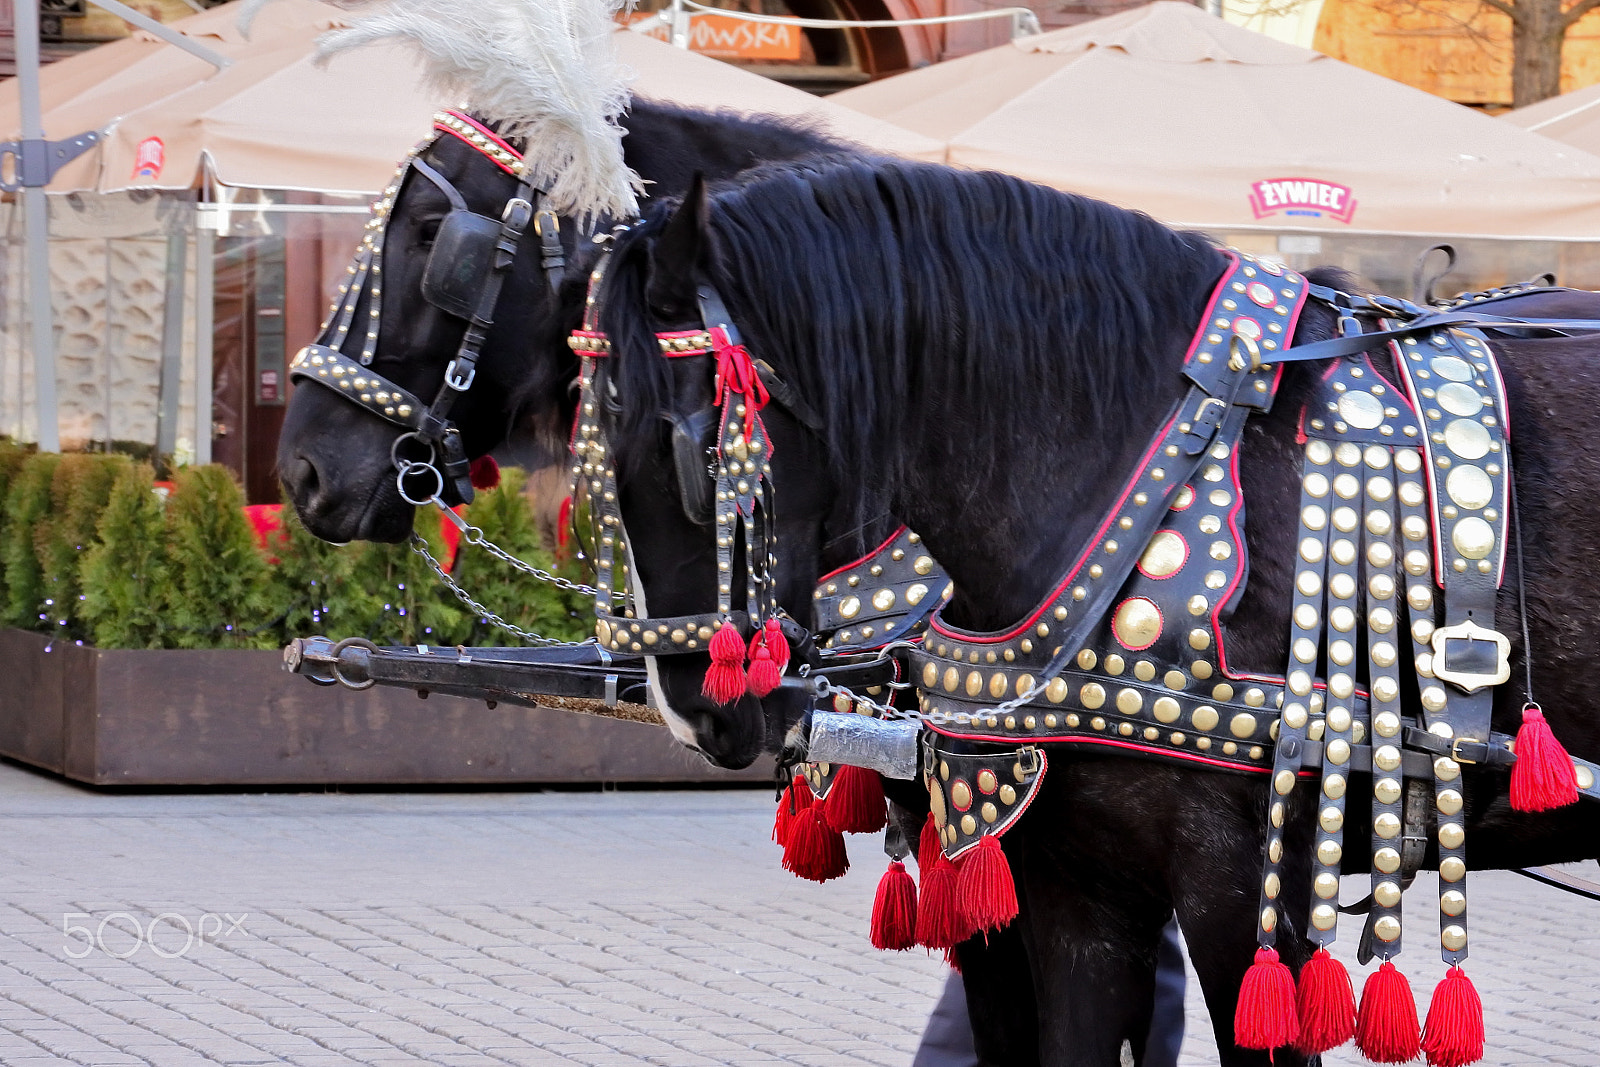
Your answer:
(0, 629), (769, 787)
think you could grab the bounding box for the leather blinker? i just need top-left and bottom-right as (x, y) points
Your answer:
(422, 209), (504, 320)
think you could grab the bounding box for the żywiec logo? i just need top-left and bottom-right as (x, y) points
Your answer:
(1249, 178), (1356, 224)
(133, 137), (165, 179)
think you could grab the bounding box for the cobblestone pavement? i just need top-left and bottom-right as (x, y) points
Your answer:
(0, 758), (1597, 1066)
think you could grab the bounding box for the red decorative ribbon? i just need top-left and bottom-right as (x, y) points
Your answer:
(711, 326), (769, 410)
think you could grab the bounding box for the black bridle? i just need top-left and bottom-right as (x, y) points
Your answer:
(288, 110), (567, 506)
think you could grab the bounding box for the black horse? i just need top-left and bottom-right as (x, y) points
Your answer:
(277, 100), (845, 546)
(588, 157), (1600, 1066)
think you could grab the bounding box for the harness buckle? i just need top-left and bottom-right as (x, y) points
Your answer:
(1430, 617), (1511, 694)
(533, 206), (559, 238)
(1227, 334), (1262, 372)
(1450, 736), (1485, 765)
(502, 196), (533, 231)
(444, 358), (477, 392)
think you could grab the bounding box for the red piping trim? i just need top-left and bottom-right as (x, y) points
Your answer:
(925, 728), (1311, 776)
(434, 110), (523, 176)
(817, 526), (909, 584)
(930, 410), (1182, 644)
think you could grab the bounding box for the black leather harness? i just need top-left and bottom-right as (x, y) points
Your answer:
(288, 111), (565, 506)
(579, 246), (1600, 990)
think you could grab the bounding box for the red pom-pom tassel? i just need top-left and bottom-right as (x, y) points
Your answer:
(702, 622), (747, 705)
(772, 773), (812, 848)
(822, 765), (888, 834)
(1510, 704), (1579, 812)
(746, 645), (782, 698)
(1234, 945), (1299, 1051)
(955, 834), (1018, 935)
(1295, 948), (1357, 1055)
(1422, 966), (1484, 1067)
(915, 855), (971, 949)
(781, 807), (849, 882)
(917, 814), (941, 884)
(870, 861), (918, 951)
(1356, 961), (1421, 1063)
(468, 454), (500, 490)
(744, 620), (789, 698)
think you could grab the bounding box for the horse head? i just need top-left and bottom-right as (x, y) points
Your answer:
(591, 178), (861, 768)
(278, 113), (585, 543)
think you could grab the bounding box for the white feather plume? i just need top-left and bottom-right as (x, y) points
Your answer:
(243, 0), (642, 223)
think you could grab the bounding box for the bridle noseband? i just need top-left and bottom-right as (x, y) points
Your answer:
(288, 110), (568, 506)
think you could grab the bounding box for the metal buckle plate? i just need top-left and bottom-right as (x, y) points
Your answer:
(1430, 617), (1510, 694)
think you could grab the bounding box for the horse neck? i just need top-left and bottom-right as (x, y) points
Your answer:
(825, 254), (1209, 633)
(884, 360), (1194, 634)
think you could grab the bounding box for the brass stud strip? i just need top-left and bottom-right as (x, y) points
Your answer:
(1255, 442), (1333, 947)
(1301, 437), (1350, 948)
(1362, 446), (1408, 957)
(1396, 432), (1473, 966)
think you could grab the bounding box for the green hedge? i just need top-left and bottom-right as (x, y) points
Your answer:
(0, 442), (592, 650)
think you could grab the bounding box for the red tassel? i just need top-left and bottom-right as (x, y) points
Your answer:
(1422, 966), (1484, 1067)
(918, 814), (941, 883)
(1355, 961), (1421, 1063)
(915, 855), (971, 949)
(702, 622), (747, 705)
(1295, 948), (1357, 1055)
(870, 861), (918, 951)
(1234, 946), (1299, 1051)
(1510, 704), (1579, 812)
(955, 835), (1018, 934)
(746, 645), (782, 698)
(781, 807), (848, 882)
(468, 454), (500, 490)
(772, 774), (812, 848)
(822, 765), (888, 834)
(744, 620), (791, 698)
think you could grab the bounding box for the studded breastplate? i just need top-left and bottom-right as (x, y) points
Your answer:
(912, 253), (1310, 772)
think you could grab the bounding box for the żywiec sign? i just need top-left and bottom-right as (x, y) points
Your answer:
(1249, 178), (1357, 224)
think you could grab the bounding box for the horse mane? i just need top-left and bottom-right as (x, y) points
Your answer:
(601, 156), (1228, 533)
(506, 101), (852, 459)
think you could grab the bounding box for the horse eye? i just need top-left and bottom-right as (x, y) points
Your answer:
(417, 217), (443, 245)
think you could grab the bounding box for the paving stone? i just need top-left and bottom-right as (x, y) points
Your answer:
(5, 761), (1599, 1064)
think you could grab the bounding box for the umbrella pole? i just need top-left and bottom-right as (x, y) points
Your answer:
(14, 0), (58, 453)
(194, 196), (216, 466)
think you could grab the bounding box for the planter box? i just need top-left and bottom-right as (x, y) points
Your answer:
(0, 629), (769, 787)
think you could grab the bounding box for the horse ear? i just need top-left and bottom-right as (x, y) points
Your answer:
(647, 173), (710, 317)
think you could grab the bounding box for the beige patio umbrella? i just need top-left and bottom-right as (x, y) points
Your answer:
(3, 1), (940, 197)
(1500, 83), (1600, 154)
(0, 0), (360, 193)
(832, 0), (1600, 239)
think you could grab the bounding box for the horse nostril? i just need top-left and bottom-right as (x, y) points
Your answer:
(287, 455), (320, 499)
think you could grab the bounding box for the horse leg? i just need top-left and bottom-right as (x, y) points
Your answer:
(961, 918), (1041, 1067)
(1005, 777), (1172, 1067)
(1170, 776), (1316, 1067)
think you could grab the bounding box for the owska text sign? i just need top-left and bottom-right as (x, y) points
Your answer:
(1248, 177), (1357, 224)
